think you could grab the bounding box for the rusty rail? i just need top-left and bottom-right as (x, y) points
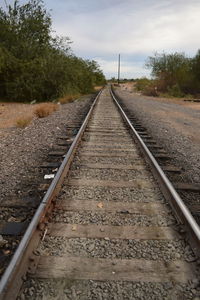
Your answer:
(0, 89), (102, 300)
(110, 86), (200, 256)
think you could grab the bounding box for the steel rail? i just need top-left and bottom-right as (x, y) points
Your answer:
(110, 86), (200, 256)
(0, 89), (103, 300)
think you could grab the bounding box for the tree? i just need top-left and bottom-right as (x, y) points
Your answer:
(0, 0), (52, 59)
(0, 0), (106, 102)
(146, 52), (193, 95)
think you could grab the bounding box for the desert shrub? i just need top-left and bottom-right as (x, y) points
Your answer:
(135, 78), (153, 91)
(34, 103), (58, 118)
(167, 84), (185, 97)
(59, 94), (80, 104)
(94, 86), (103, 91)
(135, 78), (158, 96)
(16, 116), (32, 128)
(143, 85), (159, 97)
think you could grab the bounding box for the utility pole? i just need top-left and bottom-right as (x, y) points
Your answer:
(118, 54), (120, 85)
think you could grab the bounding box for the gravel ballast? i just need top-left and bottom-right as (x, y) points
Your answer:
(116, 89), (200, 183)
(74, 155), (143, 165)
(69, 168), (154, 181)
(0, 95), (94, 204)
(18, 279), (200, 300)
(38, 236), (195, 262)
(52, 211), (176, 226)
(60, 185), (164, 203)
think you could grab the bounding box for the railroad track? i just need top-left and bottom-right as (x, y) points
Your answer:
(112, 87), (200, 226)
(1, 86), (200, 299)
(0, 98), (94, 280)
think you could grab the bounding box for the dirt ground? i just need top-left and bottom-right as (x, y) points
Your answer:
(120, 82), (200, 108)
(0, 102), (46, 138)
(1, 85), (200, 140)
(119, 83), (200, 143)
(0, 102), (36, 127)
(115, 85), (200, 184)
(0, 90), (103, 138)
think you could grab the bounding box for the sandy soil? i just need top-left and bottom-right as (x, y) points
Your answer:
(0, 102), (36, 127)
(0, 102), (58, 138)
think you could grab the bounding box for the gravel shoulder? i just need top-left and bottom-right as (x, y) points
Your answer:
(116, 88), (200, 183)
(0, 95), (94, 205)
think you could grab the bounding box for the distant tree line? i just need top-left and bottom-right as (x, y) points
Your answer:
(0, 0), (106, 102)
(136, 51), (200, 97)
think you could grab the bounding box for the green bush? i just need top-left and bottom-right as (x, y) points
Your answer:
(167, 84), (184, 97)
(135, 78), (152, 91)
(146, 51), (200, 96)
(135, 78), (158, 97)
(0, 0), (106, 102)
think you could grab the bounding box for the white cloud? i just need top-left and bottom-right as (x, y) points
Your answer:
(53, 0), (200, 55)
(4, 0), (200, 78)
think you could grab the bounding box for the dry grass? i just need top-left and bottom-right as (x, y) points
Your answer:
(34, 103), (59, 118)
(16, 116), (33, 128)
(59, 94), (80, 104)
(94, 86), (103, 91)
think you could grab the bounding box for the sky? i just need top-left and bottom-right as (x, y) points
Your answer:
(2, 0), (200, 79)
